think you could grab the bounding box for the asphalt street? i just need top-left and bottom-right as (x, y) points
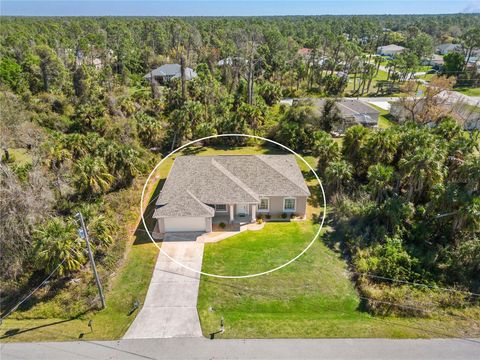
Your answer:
(2, 337), (480, 360)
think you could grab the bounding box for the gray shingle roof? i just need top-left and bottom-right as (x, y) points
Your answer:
(311, 99), (379, 125)
(436, 43), (461, 52)
(153, 190), (215, 218)
(145, 64), (197, 80)
(377, 44), (405, 52)
(154, 155), (310, 218)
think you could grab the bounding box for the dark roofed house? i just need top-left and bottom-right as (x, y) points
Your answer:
(436, 43), (462, 55)
(307, 99), (380, 133)
(153, 155), (310, 237)
(145, 63), (197, 84)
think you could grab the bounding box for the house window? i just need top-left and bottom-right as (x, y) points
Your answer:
(215, 204), (227, 212)
(283, 198), (296, 211)
(258, 198), (269, 212)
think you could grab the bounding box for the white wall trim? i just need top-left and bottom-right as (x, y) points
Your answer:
(283, 197), (296, 212)
(257, 198), (270, 212)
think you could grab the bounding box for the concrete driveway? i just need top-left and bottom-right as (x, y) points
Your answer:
(123, 239), (204, 339)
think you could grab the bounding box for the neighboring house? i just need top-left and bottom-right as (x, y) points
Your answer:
(153, 155), (310, 235)
(423, 54), (444, 68)
(144, 64), (197, 84)
(390, 100), (480, 130)
(92, 58), (103, 70)
(297, 47), (312, 58)
(217, 57), (247, 66)
(376, 44), (405, 57)
(466, 56), (479, 71)
(436, 43), (462, 55)
(308, 99), (380, 133)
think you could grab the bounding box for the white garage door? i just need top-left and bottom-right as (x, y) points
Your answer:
(164, 217), (206, 232)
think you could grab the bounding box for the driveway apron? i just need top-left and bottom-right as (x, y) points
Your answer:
(123, 240), (204, 339)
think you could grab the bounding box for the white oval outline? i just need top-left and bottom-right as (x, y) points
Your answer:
(140, 134), (326, 279)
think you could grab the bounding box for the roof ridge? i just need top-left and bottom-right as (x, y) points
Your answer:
(255, 155), (310, 195)
(186, 190), (215, 215)
(211, 158), (259, 202)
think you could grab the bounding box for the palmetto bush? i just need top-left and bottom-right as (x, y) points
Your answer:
(33, 217), (87, 277)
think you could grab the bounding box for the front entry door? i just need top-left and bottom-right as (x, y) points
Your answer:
(236, 204), (249, 217)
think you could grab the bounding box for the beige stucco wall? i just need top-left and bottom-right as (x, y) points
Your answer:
(157, 218), (165, 233)
(258, 196), (307, 217)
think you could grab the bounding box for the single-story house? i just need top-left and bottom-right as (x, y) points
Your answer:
(153, 155), (310, 235)
(297, 48), (312, 58)
(217, 57), (247, 66)
(390, 100), (480, 130)
(423, 54), (444, 68)
(144, 64), (197, 84)
(376, 44), (405, 57)
(436, 43), (462, 55)
(309, 99), (380, 133)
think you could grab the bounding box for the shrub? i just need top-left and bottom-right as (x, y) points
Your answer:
(256, 218), (263, 224)
(256, 213), (264, 220)
(354, 236), (417, 282)
(265, 214), (271, 220)
(219, 222), (226, 229)
(358, 278), (471, 317)
(281, 213), (288, 219)
(290, 213), (296, 219)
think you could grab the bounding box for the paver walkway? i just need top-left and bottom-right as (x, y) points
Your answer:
(123, 239), (204, 339)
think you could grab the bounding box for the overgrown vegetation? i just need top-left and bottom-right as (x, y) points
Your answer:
(0, 14), (479, 339)
(325, 118), (480, 314)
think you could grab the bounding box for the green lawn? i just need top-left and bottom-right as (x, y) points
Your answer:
(454, 87), (480, 97)
(197, 222), (479, 338)
(0, 175), (161, 342)
(368, 104), (396, 129)
(345, 70), (389, 96)
(0, 143), (294, 342)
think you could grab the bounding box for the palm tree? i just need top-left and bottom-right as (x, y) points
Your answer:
(237, 103), (264, 136)
(34, 217), (86, 276)
(365, 129), (399, 166)
(45, 141), (71, 170)
(367, 164), (395, 203)
(312, 130), (340, 174)
(112, 146), (143, 186)
(342, 125), (369, 177)
(62, 133), (90, 159)
(398, 146), (446, 203)
(74, 156), (113, 196)
(325, 160), (353, 194)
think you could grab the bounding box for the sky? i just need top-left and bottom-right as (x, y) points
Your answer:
(1, 0), (480, 17)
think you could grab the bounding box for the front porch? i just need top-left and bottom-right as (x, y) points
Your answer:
(211, 203), (257, 227)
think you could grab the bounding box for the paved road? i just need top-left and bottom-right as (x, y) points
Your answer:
(344, 93), (480, 106)
(123, 239), (204, 339)
(2, 338), (479, 359)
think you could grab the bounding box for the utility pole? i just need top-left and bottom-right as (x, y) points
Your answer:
(76, 212), (106, 309)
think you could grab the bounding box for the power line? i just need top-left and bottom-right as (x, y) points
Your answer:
(315, 241), (480, 298)
(1, 258), (67, 321)
(351, 271), (480, 297)
(204, 276), (480, 342)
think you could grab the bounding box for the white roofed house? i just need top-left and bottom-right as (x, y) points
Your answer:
(376, 44), (405, 57)
(217, 57), (247, 67)
(144, 63), (197, 84)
